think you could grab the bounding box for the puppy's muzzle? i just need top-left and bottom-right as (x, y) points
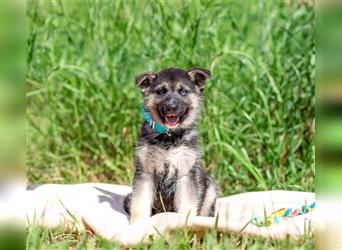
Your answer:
(164, 98), (179, 114)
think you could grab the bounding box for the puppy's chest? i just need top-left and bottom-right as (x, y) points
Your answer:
(137, 144), (197, 176)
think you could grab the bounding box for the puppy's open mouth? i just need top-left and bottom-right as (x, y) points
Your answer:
(164, 115), (180, 127)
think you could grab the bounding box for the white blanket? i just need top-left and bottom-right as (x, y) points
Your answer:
(26, 183), (315, 246)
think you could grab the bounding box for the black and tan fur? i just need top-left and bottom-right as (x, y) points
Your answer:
(124, 67), (219, 224)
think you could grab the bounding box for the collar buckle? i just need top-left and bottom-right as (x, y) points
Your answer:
(149, 120), (155, 130)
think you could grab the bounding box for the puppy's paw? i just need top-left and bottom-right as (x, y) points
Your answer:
(129, 216), (150, 225)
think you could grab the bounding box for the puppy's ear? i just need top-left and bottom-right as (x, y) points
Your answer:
(187, 67), (211, 91)
(135, 72), (156, 90)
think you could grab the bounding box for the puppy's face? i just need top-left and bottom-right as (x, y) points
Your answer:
(135, 68), (211, 129)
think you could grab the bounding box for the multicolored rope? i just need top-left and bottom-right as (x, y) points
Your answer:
(251, 202), (315, 227)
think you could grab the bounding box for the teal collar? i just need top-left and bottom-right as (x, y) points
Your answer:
(140, 106), (170, 135)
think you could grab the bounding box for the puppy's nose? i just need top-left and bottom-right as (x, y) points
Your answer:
(165, 100), (178, 113)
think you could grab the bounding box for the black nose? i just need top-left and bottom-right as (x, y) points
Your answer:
(165, 99), (178, 113)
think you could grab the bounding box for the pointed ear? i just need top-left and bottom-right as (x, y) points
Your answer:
(187, 67), (211, 91)
(135, 72), (156, 90)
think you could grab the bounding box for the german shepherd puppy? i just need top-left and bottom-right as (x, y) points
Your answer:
(124, 67), (219, 224)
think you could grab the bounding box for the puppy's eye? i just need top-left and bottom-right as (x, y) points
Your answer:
(156, 88), (167, 96)
(179, 89), (188, 97)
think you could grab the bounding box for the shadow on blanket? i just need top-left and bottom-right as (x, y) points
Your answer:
(26, 183), (315, 246)
(93, 186), (128, 217)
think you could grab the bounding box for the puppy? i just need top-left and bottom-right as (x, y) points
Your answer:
(124, 67), (219, 224)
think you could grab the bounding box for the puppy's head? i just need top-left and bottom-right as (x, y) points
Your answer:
(135, 67), (211, 129)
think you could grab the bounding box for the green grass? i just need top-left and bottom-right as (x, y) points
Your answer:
(26, 224), (314, 250)
(27, 1), (315, 249)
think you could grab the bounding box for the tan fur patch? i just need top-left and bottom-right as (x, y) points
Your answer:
(179, 93), (201, 128)
(176, 82), (190, 91)
(136, 145), (197, 176)
(199, 181), (217, 216)
(130, 176), (154, 224)
(183, 129), (198, 141)
(145, 95), (164, 124)
(175, 176), (198, 216)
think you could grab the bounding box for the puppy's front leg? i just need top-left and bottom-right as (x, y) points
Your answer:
(175, 176), (198, 217)
(130, 175), (154, 224)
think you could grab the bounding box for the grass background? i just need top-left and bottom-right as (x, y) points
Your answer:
(27, 1), (315, 249)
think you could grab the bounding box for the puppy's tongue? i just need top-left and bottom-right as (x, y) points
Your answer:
(165, 115), (179, 126)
